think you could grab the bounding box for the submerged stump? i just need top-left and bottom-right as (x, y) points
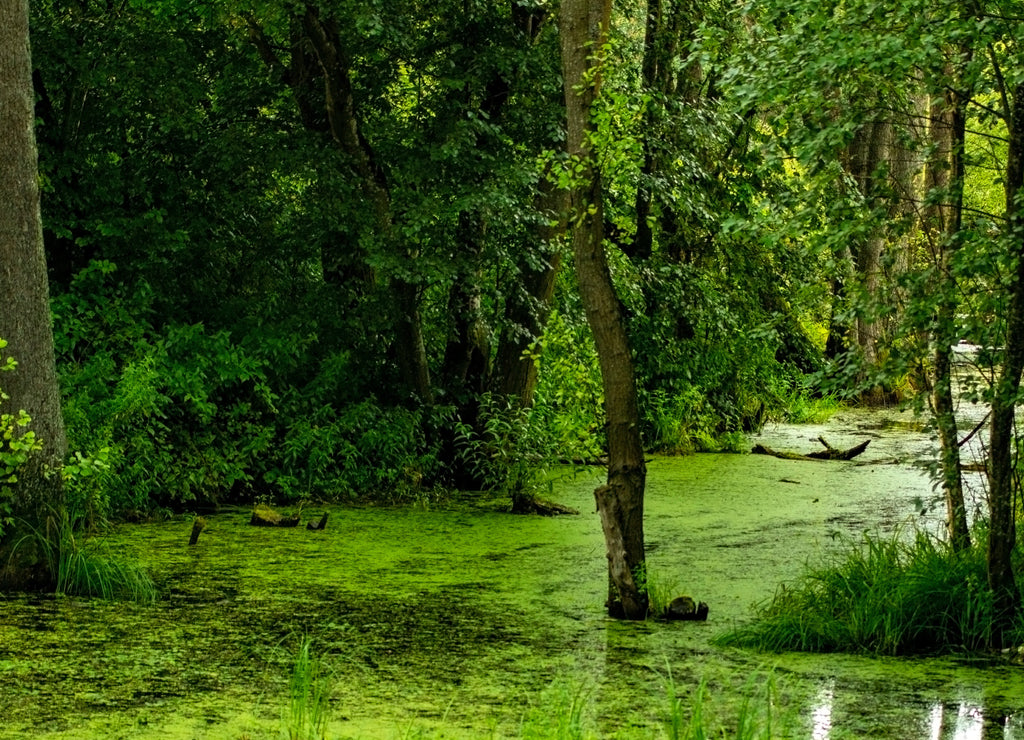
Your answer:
(664, 596), (709, 621)
(188, 517), (206, 545)
(306, 512), (329, 530)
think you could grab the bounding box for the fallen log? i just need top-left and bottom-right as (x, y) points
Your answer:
(250, 504), (301, 527)
(752, 437), (870, 461)
(306, 512), (329, 530)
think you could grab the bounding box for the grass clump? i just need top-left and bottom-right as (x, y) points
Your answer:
(285, 635), (334, 740)
(717, 530), (1001, 655)
(36, 510), (156, 603)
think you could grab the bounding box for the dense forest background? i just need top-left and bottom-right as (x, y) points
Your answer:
(21, 0), (1021, 531)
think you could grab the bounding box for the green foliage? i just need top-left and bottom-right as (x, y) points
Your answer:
(0, 340), (43, 537)
(641, 387), (749, 454)
(718, 530), (1003, 655)
(633, 562), (679, 619)
(454, 393), (560, 505)
(272, 399), (438, 501)
(519, 680), (593, 740)
(531, 311), (607, 463)
(780, 381), (844, 425)
(664, 672), (786, 740)
(55, 262), (279, 513)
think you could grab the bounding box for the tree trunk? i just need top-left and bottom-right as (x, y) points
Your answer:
(0, 0), (68, 589)
(923, 74), (970, 553)
(300, 5), (433, 404)
(490, 178), (567, 407)
(986, 81), (1024, 646)
(560, 0), (648, 620)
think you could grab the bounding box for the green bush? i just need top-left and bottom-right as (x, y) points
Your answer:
(55, 262), (278, 514)
(271, 398), (438, 501)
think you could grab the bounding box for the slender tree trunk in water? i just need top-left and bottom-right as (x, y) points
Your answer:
(560, 0), (648, 619)
(924, 79), (970, 552)
(987, 82), (1024, 646)
(0, 0), (68, 589)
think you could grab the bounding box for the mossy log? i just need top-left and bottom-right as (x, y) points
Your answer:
(510, 495), (579, 516)
(752, 437), (870, 461)
(249, 505), (301, 527)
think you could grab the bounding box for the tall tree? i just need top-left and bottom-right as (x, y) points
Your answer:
(0, 0), (67, 588)
(986, 76), (1024, 646)
(560, 0), (648, 619)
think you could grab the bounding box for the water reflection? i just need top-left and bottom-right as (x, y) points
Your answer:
(810, 679), (835, 740)
(806, 685), (1024, 740)
(928, 701), (986, 740)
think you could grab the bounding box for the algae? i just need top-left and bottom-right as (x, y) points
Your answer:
(1, 407), (1023, 738)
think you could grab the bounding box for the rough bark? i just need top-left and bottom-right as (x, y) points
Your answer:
(560, 0), (648, 619)
(923, 73), (970, 553)
(0, 0), (68, 589)
(986, 81), (1024, 646)
(834, 111), (916, 401)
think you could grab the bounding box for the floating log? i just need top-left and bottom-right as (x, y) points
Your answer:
(249, 505), (301, 527)
(306, 512), (329, 530)
(188, 517), (206, 546)
(752, 436), (870, 461)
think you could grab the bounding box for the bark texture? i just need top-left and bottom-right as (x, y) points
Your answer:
(560, 0), (648, 619)
(0, 0), (68, 589)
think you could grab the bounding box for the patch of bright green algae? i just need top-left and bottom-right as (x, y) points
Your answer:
(2, 408), (1024, 738)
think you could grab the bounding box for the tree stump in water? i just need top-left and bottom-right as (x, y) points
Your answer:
(306, 512), (329, 530)
(665, 596), (709, 621)
(188, 517), (206, 545)
(751, 436), (870, 461)
(249, 505), (301, 527)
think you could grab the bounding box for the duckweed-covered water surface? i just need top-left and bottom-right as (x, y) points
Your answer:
(2, 408), (1023, 739)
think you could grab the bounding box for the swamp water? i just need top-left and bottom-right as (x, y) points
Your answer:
(2, 408), (1024, 739)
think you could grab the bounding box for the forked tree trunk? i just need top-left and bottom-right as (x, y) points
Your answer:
(0, 0), (68, 589)
(560, 0), (648, 619)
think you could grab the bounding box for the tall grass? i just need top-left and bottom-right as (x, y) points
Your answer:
(717, 530), (1003, 654)
(33, 510), (156, 603)
(663, 668), (785, 740)
(285, 635), (334, 740)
